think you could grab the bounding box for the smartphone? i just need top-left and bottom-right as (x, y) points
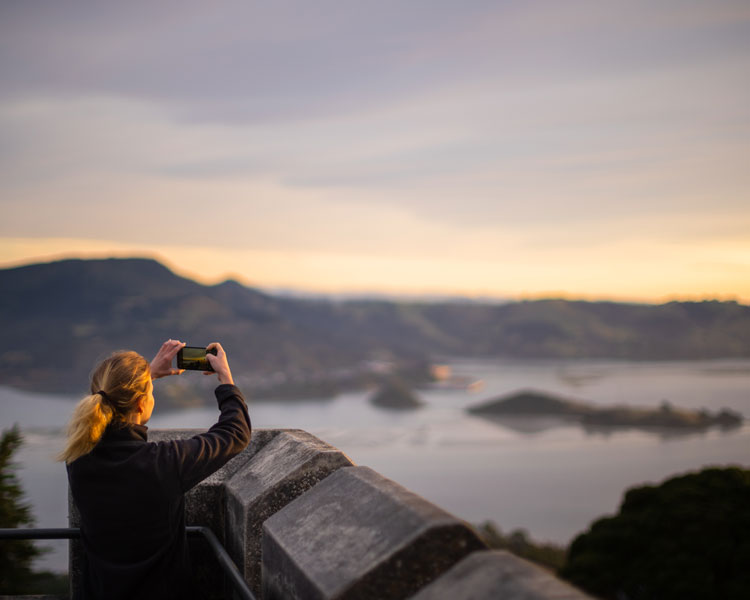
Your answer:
(177, 346), (217, 372)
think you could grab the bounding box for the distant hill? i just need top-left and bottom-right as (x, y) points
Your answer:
(2, 258), (750, 393)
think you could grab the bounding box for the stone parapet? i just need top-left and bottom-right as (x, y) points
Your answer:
(225, 430), (354, 595)
(68, 428), (593, 600)
(261, 466), (487, 600)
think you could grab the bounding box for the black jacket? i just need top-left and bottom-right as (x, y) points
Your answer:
(67, 384), (251, 600)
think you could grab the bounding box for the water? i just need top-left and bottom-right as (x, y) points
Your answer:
(3, 358), (749, 573)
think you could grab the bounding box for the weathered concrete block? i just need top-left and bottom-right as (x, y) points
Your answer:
(150, 427), (281, 541)
(409, 550), (593, 600)
(225, 429), (354, 595)
(261, 466), (487, 600)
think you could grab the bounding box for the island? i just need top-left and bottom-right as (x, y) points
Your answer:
(370, 376), (423, 410)
(467, 389), (743, 431)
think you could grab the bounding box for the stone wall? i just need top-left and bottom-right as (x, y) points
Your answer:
(69, 428), (592, 599)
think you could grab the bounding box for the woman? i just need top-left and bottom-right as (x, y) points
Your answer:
(60, 339), (251, 600)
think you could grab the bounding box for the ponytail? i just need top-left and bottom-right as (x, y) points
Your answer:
(58, 393), (114, 463)
(58, 350), (151, 463)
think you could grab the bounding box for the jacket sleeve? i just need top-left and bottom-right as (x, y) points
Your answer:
(166, 384), (252, 493)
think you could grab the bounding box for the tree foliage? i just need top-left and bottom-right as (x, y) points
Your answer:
(476, 521), (567, 571)
(560, 467), (750, 599)
(0, 426), (41, 593)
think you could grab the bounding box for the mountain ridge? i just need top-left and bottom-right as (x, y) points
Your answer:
(1, 257), (749, 393)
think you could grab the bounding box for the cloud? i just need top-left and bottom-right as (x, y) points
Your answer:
(2, 1), (749, 122)
(1, 0), (749, 299)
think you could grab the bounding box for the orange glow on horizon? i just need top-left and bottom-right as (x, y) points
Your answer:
(1, 237), (748, 305)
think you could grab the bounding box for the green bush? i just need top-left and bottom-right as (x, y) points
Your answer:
(560, 467), (750, 599)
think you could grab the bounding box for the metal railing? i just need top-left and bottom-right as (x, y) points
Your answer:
(0, 526), (256, 600)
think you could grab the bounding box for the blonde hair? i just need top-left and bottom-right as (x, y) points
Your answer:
(58, 351), (151, 463)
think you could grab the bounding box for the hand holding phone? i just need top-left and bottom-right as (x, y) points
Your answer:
(176, 343), (234, 385)
(205, 342), (234, 385)
(177, 346), (218, 372)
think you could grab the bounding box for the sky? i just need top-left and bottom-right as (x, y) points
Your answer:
(1, 0), (749, 302)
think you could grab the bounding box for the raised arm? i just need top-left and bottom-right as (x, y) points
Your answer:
(168, 384), (251, 492)
(161, 342), (250, 491)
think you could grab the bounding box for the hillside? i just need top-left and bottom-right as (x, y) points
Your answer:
(1, 258), (750, 394)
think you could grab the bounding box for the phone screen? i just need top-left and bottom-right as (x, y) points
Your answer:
(177, 346), (215, 372)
